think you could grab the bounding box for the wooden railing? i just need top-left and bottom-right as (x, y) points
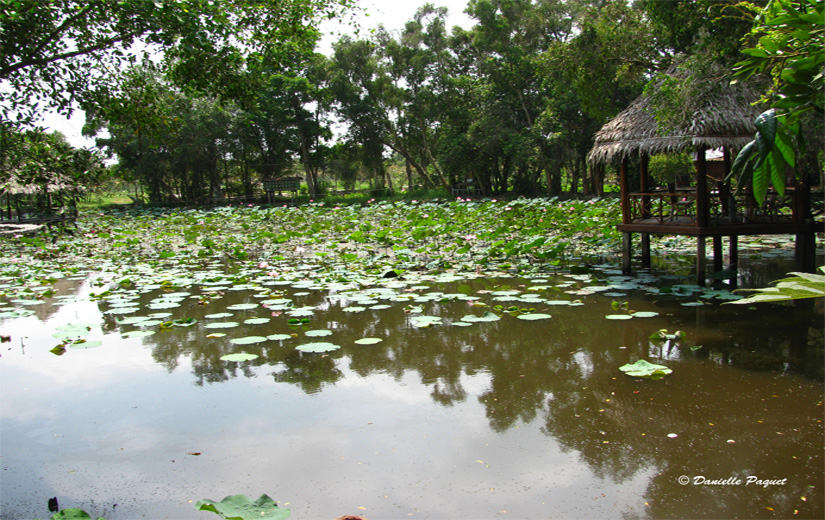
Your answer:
(626, 188), (796, 226)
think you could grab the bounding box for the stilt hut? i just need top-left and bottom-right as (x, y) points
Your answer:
(587, 77), (817, 283)
(0, 173), (79, 226)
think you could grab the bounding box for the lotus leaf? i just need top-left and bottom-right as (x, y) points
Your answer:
(195, 493), (290, 520)
(461, 312), (501, 323)
(354, 338), (383, 345)
(220, 353), (260, 362)
(619, 359), (672, 378)
(516, 313), (552, 320)
(230, 336), (268, 345)
(296, 342), (341, 353)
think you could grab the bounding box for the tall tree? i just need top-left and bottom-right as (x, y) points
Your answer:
(0, 0), (355, 125)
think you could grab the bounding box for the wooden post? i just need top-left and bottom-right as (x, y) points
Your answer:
(620, 156), (630, 224)
(696, 146), (709, 228)
(639, 154), (651, 268)
(620, 156), (632, 274)
(713, 235), (723, 272)
(623, 232), (633, 274)
(696, 236), (707, 285)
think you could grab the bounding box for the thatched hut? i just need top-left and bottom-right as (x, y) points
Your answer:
(588, 71), (816, 282)
(0, 172), (79, 225)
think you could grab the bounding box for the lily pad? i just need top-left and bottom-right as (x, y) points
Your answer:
(296, 341), (341, 353)
(619, 359), (673, 378)
(461, 312), (501, 323)
(230, 336), (268, 345)
(605, 314), (633, 320)
(516, 313), (552, 320)
(205, 312), (234, 319)
(244, 317), (271, 325)
(195, 493), (290, 520)
(226, 303), (259, 310)
(204, 322), (240, 329)
(267, 334), (293, 341)
(631, 311), (659, 318)
(220, 352), (260, 362)
(354, 338), (383, 345)
(305, 329), (333, 337)
(410, 315), (443, 327)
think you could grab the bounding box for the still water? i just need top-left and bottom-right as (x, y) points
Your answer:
(1, 256), (822, 519)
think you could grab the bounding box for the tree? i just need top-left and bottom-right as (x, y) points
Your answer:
(730, 0), (824, 205)
(0, 0), (355, 125)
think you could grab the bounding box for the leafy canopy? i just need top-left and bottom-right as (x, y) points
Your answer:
(0, 0), (356, 125)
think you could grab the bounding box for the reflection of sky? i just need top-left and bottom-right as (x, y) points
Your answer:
(2, 271), (822, 519)
(2, 306), (653, 519)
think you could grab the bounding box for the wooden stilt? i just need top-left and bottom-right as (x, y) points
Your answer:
(697, 236), (707, 285)
(641, 234), (651, 268)
(713, 236), (723, 272)
(729, 236), (738, 270)
(623, 232), (632, 274)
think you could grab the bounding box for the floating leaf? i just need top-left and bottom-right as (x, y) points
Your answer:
(226, 303), (259, 311)
(619, 359), (673, 379)
(305, 329), (333, 337)
(173, 318), (198, 327)
(410, 315), (442, 327)
(605, 314), (633, 320)
(267, 334), (292, 341)
(461, 312), (501, 323)
(354, 338), (383, 345)
(204, 322), (240, 329)
(296, 341), (341, 353)
(630, 311), (659, 318)
(205, 312), (234, 319)
(244, 317), (271, 325)
(230, 336), (268, 345)
(516, 313), (552, 320)
(195, 493), (290, 520)
(220, 353), (259, 362)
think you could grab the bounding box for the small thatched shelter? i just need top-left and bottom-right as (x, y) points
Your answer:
(0, 172), (79, 225)
(588, 70), (816, 282)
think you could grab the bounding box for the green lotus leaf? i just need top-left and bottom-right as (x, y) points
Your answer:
(461, 312), (501, 323)
(267, 334), (293, 341)
(226, 303), (259, 310)
(619, 359), (672, 378)
(605, 314), (633, 320)
(205, 312), (234, 319)
(195, 493), (290, 520)
(631, 311), (659, 318)
(516, 313), (552, 320)
(122, 330), (156, 338)
(244, 318), (271, 325)
(204, 322), (240, 329)
(296, 342), (341, 353)
(354, 337), (383, 345)
(220, 353), (260, 362)
(230, 336), (268, 345)
(305, 329), (333, 337)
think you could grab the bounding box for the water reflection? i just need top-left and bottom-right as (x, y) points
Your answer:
(1, 263), (822, 519)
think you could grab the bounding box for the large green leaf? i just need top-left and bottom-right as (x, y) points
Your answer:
(619, 359), (672, 379)
(725, 267), (825, 304)
(195, 494), (290, 520)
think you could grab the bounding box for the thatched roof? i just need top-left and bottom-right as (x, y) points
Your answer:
(588, 70), (765, 164)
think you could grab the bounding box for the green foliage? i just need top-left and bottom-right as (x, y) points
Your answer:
(195, 494), (290, 520)
(619, 359), (673, 379)
(730, 0), (824, 204)
(725, 266), (825, 304)
(0, 0), (356, 126)
(648, 153), (694, 185)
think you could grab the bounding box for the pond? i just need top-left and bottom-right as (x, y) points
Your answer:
(1, 241), (822, 520)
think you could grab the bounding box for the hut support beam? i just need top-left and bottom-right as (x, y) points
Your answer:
(696, 236), (707, 285)
(622, 233), (632, 273)
(713, 236), (723, 272)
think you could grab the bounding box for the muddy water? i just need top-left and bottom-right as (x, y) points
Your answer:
(0, 263), (822, 519)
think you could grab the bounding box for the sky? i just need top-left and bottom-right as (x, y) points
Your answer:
(41, 0), (475, 149)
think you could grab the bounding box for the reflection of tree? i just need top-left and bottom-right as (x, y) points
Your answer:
(272, 349), (343, 394)
(92, 274), (823, 517)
